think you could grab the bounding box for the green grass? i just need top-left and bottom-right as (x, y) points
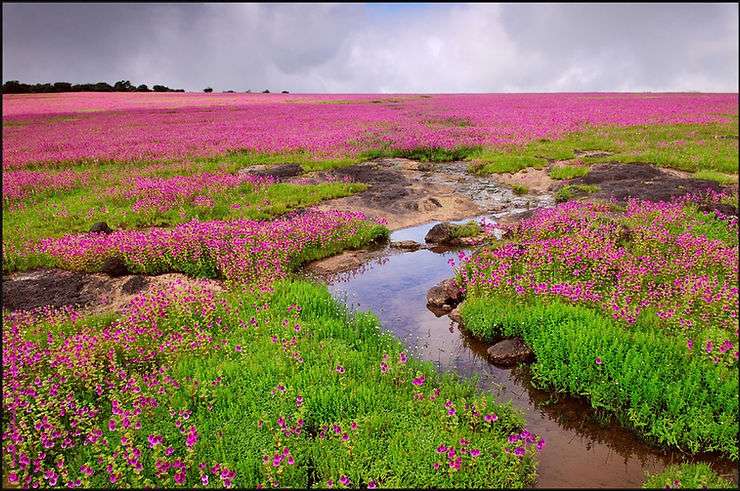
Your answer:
(511, 185), (529, 196)
(693, 170), (739, 186)
(467, 121), (739, 175)
(642, 463), (736, 489)
(449, 221), (483, 239)
(360, 146), (481, 163)
(194, 149), (359, 172)
(554, 184), (599, 202)
(5, 280), (539, 488)
(459, 296), (738, 459)
(548, 165), (590, 180)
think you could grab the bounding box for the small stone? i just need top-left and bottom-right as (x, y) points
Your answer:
(448, 306), (463, 325)
(390, 240), (422, 251)
(425, 222), (455, 244)
(426, 278), (463, 309)
(486, 338), (535, 367)
(89, 221), (113, 234)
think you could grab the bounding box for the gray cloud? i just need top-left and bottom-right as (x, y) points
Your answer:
(2, 3), (737, 92)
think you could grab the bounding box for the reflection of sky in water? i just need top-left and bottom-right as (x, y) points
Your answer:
(326, 220), (738, 488)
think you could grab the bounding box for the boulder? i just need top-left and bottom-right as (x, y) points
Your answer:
(101, 256), (129, 277)
(425, 222), (455, 244)
(89, 221), (113, 234)
(426, 278), (463, 310)
(486, 338), (535, 367)
(390, 240), (422, 251)
(241, 164), (303, 180)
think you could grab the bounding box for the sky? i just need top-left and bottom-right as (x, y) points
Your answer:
(2, 3), (738, 93)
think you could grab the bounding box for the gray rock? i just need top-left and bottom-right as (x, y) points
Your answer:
(486, 337), (535, 367)
(240, 164), (303, 179)
(390, 240), (422, 251)
(89, 221), (113, 234)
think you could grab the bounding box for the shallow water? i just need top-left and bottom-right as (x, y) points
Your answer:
(325, 219), (738, 488)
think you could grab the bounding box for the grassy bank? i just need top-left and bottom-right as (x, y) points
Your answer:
(2, 280), (540, 488)
(455, 193), (738, 459)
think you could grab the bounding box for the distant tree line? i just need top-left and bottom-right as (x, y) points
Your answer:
(1, 80), (185, 94)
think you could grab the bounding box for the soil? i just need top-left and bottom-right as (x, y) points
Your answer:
(314, 159), (487, 230)
(570, 162), (728, 203)
(2, 269), (223, 315)
(493, 167), (556, 194)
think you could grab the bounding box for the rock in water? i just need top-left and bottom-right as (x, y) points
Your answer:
(426, 278), (463, 311)
(390, 240), (422, 251)
(89, 221), (113, 234)
(425, 222), (455, 244)
(448, 306), (463, 326)
(486, 338), (535, 367)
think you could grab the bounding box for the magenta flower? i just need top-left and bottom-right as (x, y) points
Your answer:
(339, 475), (350, 486)
(412, 374), (425, 386)
(336, 365), (345, 374)
(595, 357), (603, 365)
(484, 413), (498, 423)
(514, 447), (526, 457)
(436, 444), (447, 453)
(470, 448), (481, 458)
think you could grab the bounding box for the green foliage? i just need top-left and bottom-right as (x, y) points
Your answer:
(642, 463), (736, 489)
(360, 146), (481, 163)
(511, 185), (529, 196)
(554, 184), (599, 202)
(449, 221), (483, 239)
(459, 296), (738, 459)
(549, 165), (590, 180)
(693, 170), (739, 186)
(467, 122), (739, 176)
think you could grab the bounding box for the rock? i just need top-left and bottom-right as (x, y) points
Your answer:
(418, 162), (434, 172)
(426, 278), (463, 310)
(101, 256), (129, 277)
(89, 221), (113, 234)
(416, 197), (444, 212)
(448, 306), (463, 325)
(122, 275), (148, 294)
(425, 222), (455, 244)
(240, 164), (303, 180)
(391, 240), (422, 251)
(486, 338), (535, 367)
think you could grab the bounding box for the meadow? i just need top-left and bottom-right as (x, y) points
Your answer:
(2, 92), (738, 488)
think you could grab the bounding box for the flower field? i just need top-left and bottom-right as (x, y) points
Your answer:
(2, 91), (739, 488)
(3, 93), (736, 168)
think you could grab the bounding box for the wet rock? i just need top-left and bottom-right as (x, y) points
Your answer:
(101, 256), (129, 277)
(448, 306), (463, 325)
(391, 240), (422, 251)
(241, 164), (303, 179)
(486, 337), (535, 367)
(89, 221), (113, 234)
(122, 275), (149, 294)
(425, 222), (455, 244)
(426, 278), (463, 311)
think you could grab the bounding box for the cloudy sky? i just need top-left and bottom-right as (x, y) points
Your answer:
(3, 3), (738, 92)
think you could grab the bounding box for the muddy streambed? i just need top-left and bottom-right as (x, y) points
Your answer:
(313, 219), (738, 488)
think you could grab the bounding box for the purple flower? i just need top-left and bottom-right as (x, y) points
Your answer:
(536, 438), (546, 451)
(514, 446), (526, 457)
(201, 474), (209, 486)
(706, 341), (713, 353)
(399, 352), (408, 364)
(484, 413), (498, 423)
(470, 448), (481, 458)
(295, 395), (304, 407)
(339, 475), (350, 486)
(336, 365), (345, 374)
(595, 357), (603, 365)
(368, 480), (377, 489)
(436, 444), (447, 453)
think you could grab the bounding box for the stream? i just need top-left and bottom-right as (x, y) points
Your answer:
(320, 217), (738, 488)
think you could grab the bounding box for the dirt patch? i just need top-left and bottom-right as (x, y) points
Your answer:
(314, 159), (484, 229)
(2, 269), (223, 315)
(493, 167), (556, 194)
(570, 163), (726, 203)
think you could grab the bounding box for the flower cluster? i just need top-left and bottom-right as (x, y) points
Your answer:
(35, 210), (382, 284)
(458, 192), (738, 366)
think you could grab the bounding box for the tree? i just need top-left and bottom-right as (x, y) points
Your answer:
(281, 90), (289, 94)
(53, 82), (72, 92)
(152, 85), (168, 92)
(135, 84), (150, 92)
(262, 89), (270, 94)
(204, 87), (213, 93)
